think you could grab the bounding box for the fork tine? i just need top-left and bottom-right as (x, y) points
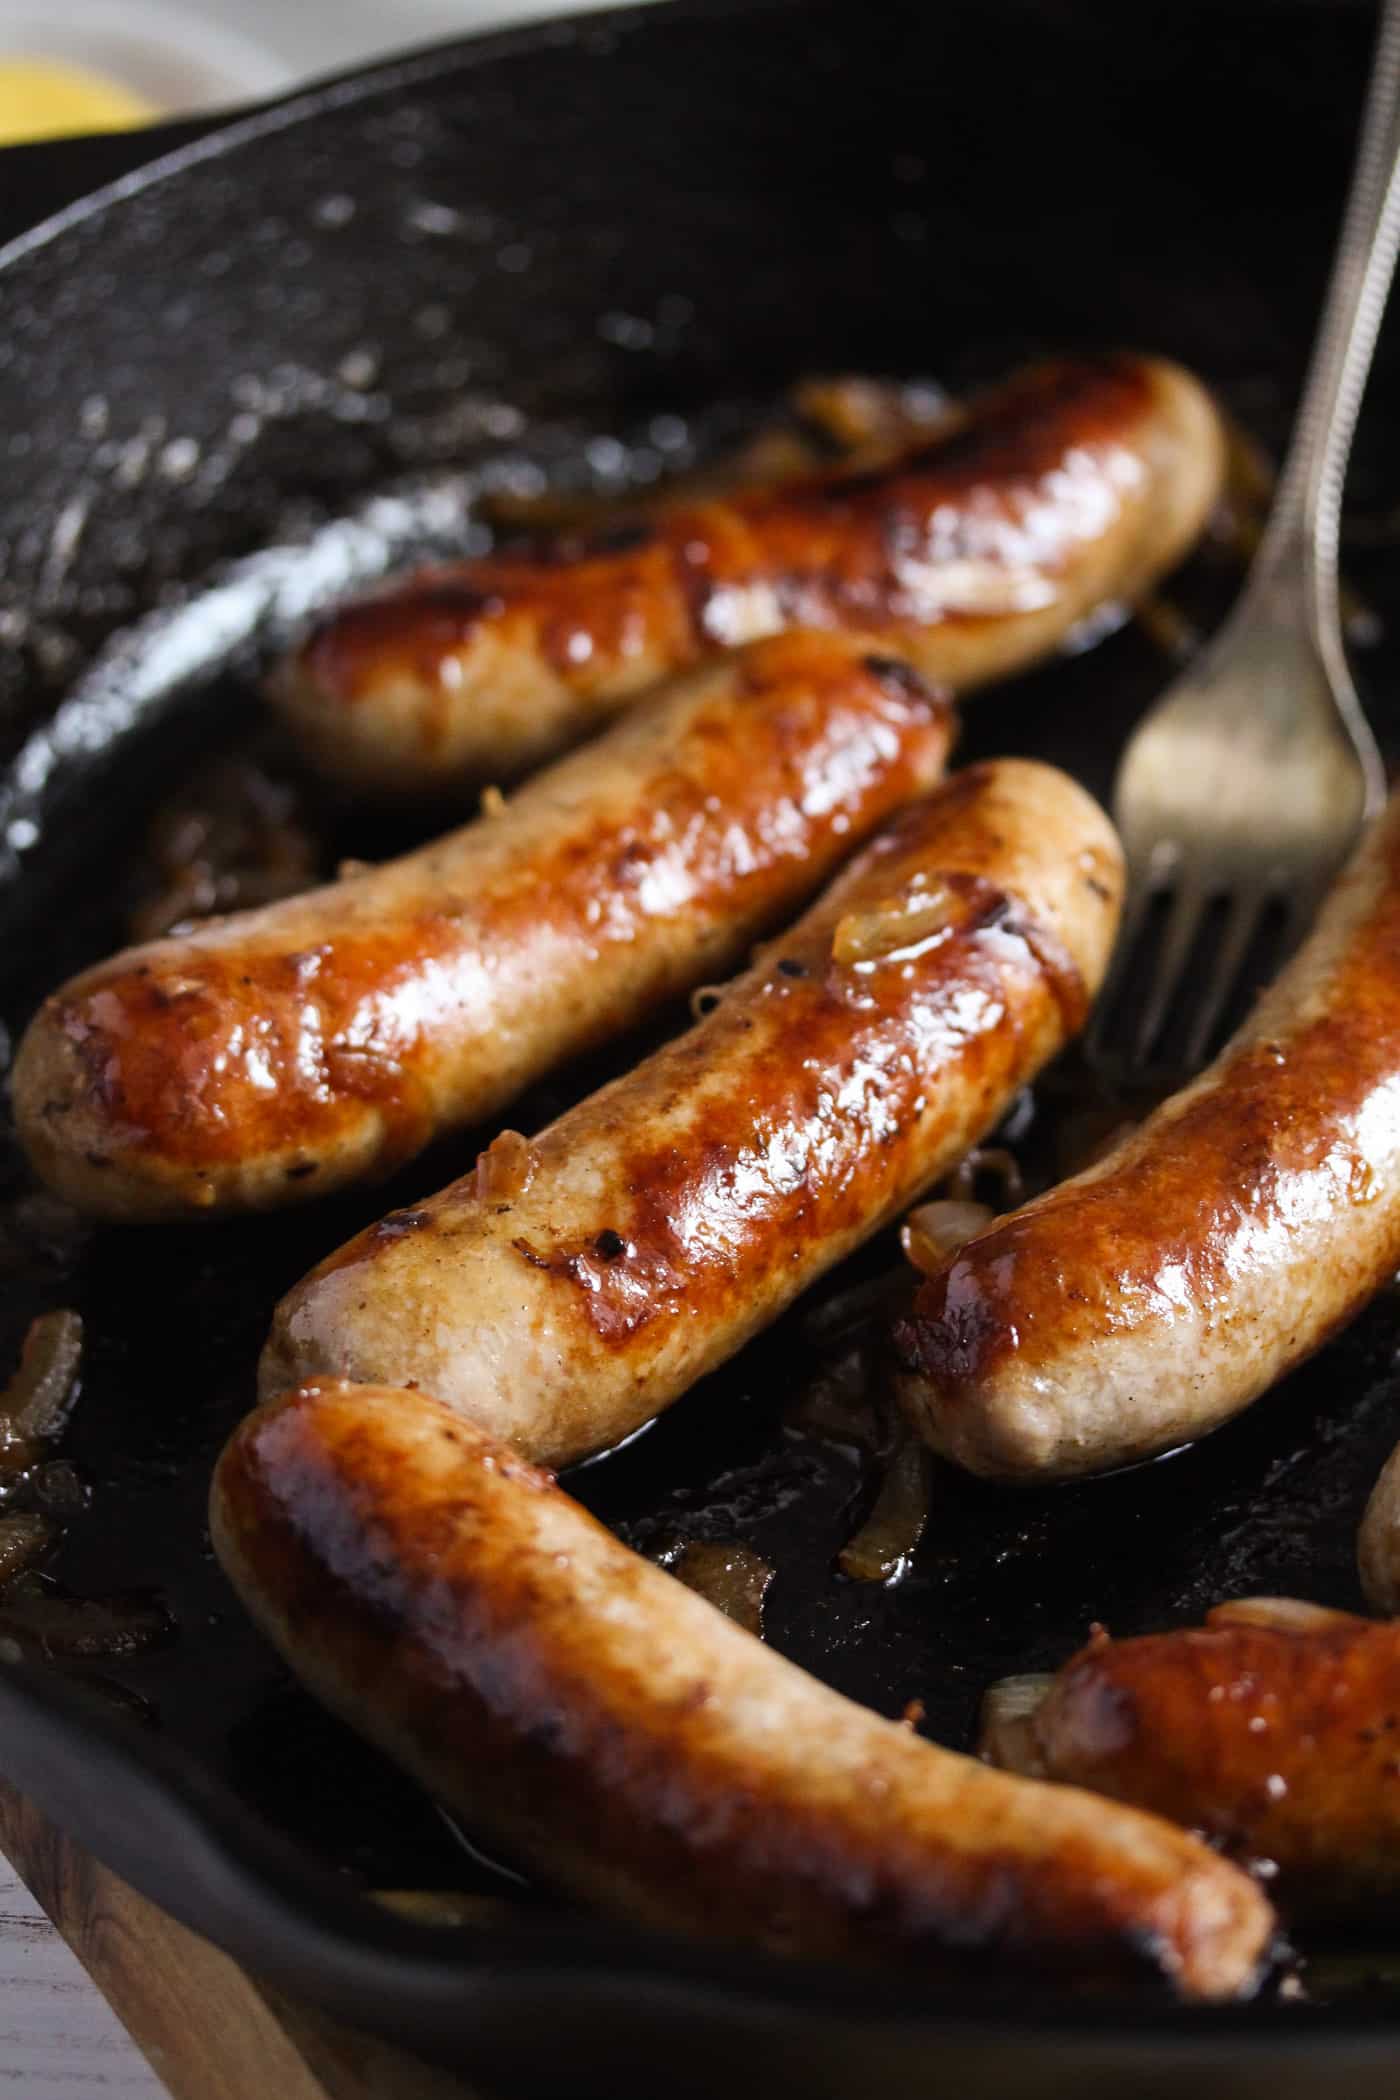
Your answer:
(1129, 877), (1207, 1069)
(1179, 889), (1267, 1070)
(1085, 879), (1155, 1065)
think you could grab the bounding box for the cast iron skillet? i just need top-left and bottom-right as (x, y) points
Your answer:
(4, 1), (1400, 2091)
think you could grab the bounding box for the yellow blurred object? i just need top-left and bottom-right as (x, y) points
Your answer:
(0, 57), (155, 144)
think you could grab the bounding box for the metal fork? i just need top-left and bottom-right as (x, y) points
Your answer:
(1096, 0), (1400, 1079)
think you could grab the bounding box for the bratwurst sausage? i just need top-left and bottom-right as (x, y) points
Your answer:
(274, 355), (1223, 793)
(13, 634), (951, 1222)
(211, 1379), (1274, 1998)
(895, 786), (1400, 1481)
(260, 760), (1122, 1469)
(984, 1599), (1400, 1923)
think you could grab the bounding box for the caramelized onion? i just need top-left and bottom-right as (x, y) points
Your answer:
(479, 414), (811, 538)
(710, 424), (820, 486)
(373, 1889), (515, 1928)
(0, 1431), (32, 1488)
(670, 1541), (773, 1637)
(790, 373), (954, 458)
(29, 1461), (89, 1516)
(0, 1578), (173, 1659)
(475, 1130), (538, 1206)
(979, 1672), (1055, 1775)
(944, 1147), (1024, 1208)
(1, 1308), (83, 1439)
(837, 1438), (930, 1586)
(479, 480), (648, 533)
(77, 1676), (157, 1725)
(129, 756), (317, 941)
(0, 1515), (54, 1588)
(1207, 1596), (1356, 1634)
(900, 1200), (994, 1277)
(478, 375), (948, 539)
(832, 880), (962, 967)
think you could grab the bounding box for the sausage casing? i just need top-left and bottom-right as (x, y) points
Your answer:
(260, 759), (1122, 1467)
(13, 633), (951, 1222)
(987, 1600), (1400, 1923)
(211, 1379), (1275, 1998)
(274, 356), (1224, 792)
(895, 787), (1400, 1480)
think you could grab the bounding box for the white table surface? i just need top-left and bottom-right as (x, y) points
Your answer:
(0, 1858), (164, 2095)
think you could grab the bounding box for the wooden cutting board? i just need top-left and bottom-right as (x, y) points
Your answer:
(0, 1780), (489, 2100)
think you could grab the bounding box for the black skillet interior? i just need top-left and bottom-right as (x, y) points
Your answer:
(4, 1), (1400, 2092)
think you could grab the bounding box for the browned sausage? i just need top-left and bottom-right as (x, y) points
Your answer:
(12, 634), (952, 1222)
(273, 356), (1224, 793)
(984, 1599), (1400, 1923)
(259, 760), (1122, 1468)
(894, 786), (1400, 1481)
(211, 1378), (1275, 1998)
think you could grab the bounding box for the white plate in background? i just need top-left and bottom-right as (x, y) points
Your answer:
(0, 0), (660, 122)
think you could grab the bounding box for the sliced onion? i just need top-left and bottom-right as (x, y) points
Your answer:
(0, 1309), (83, 1452)
(790, 374), (956, 459)
(478, 379), (949, 543)
(0, 1579), (173, 1659)
(670, 1541), (773, 1637)
(837, 1438), (930, 1585)
(78, 1676), (157, 1725)
(979, 1673), (1056, 1775)
(29, 1461), (90, 1516)
(0, 1515), (55, 1588)
(475, 1130), (538, 1206)
(832, 880), (962, 967)
(372, 1889), (515, 1928)
(945, 1146), (1025, 1208)
(130, 757), (316, 941)
(0, 1427), (33, 1487)
(721, 425), (826, 484)
(901, 1200), (994, 1277)
(1207, 1596), (1356, 1634)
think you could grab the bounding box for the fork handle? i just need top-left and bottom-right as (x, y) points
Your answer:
(1255, 0), (1400, 605)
